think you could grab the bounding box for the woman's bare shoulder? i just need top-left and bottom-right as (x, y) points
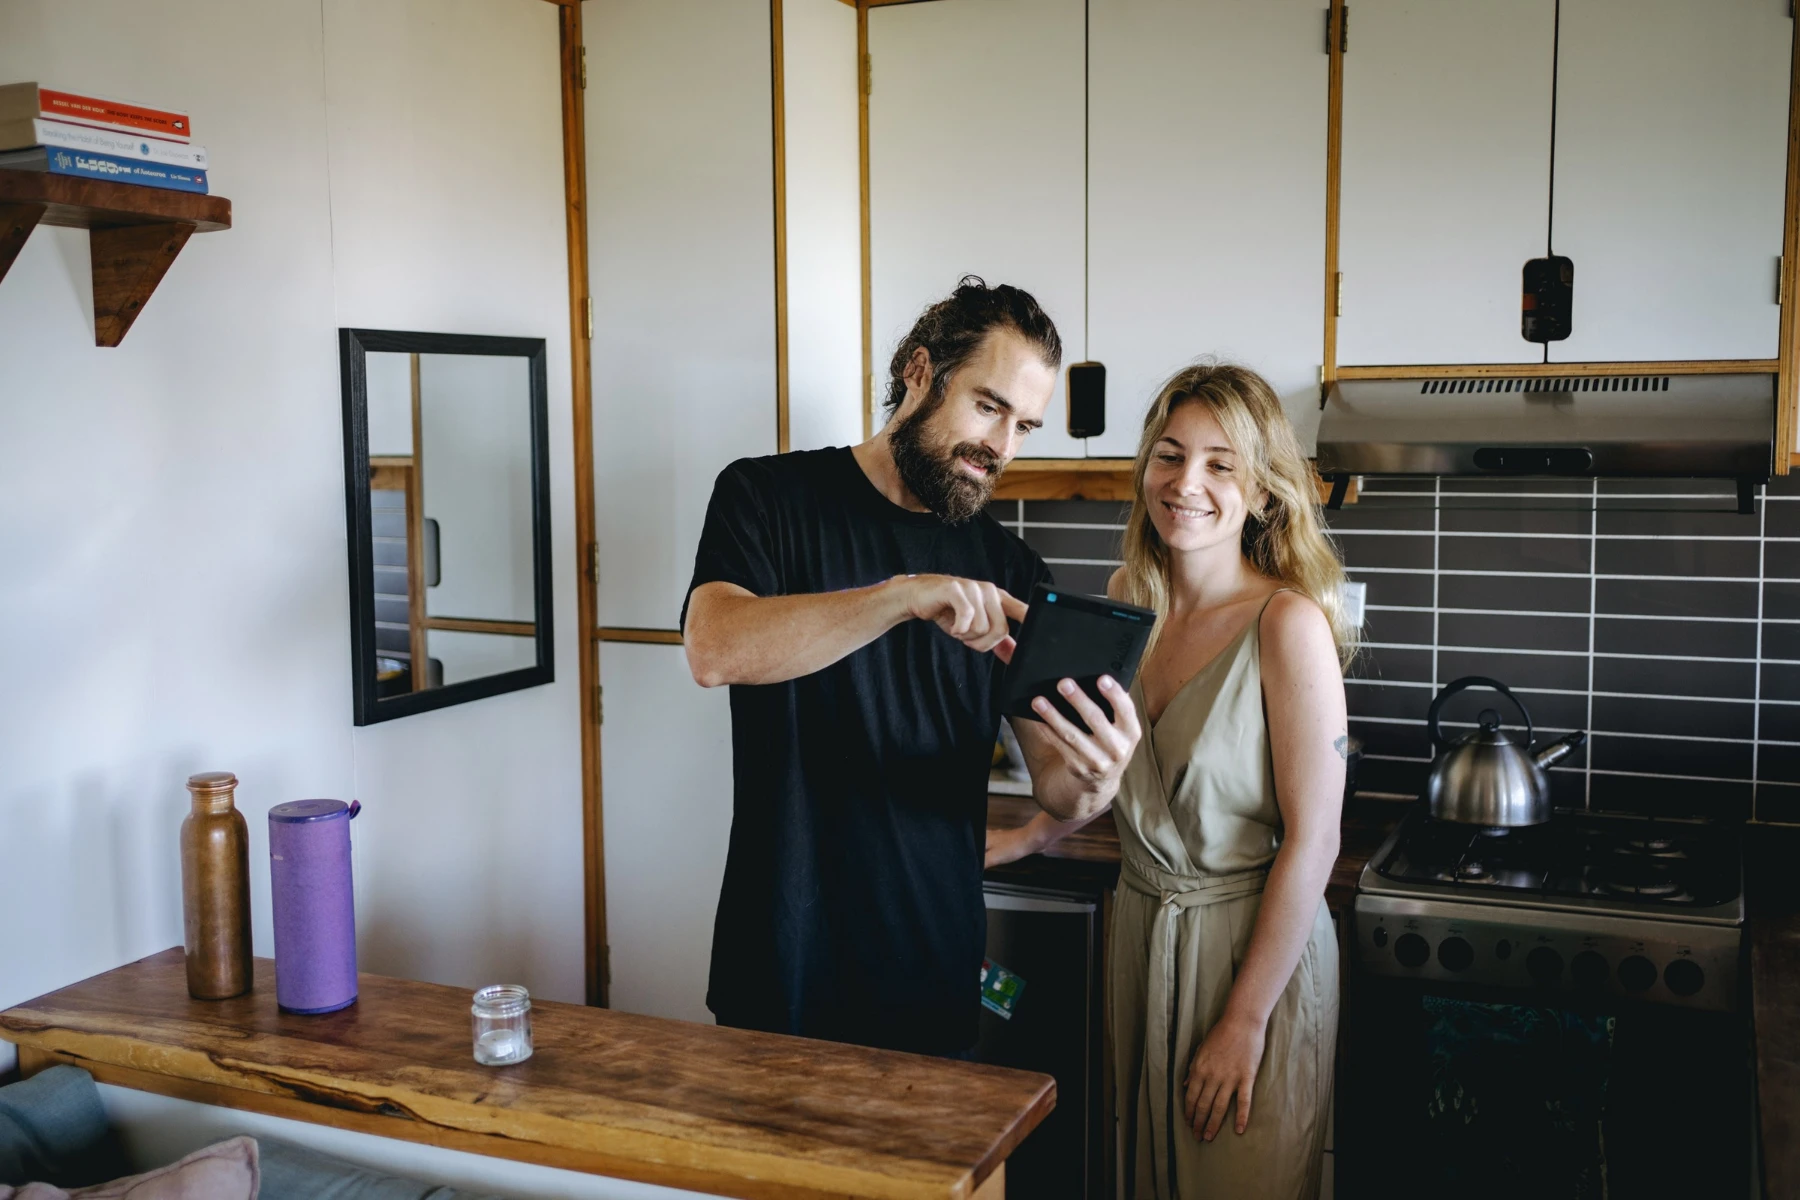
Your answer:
(1258, 588), (1336, 663)
(1105, 566), (1127, 600)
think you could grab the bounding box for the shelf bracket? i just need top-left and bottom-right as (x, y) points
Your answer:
(0, 203), (46, 287)
(90, 221), (193, 347)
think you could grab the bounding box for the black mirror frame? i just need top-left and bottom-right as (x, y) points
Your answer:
(339, 328), (554, 725)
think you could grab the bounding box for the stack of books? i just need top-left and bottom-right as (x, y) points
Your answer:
(0, 82), (207, 195)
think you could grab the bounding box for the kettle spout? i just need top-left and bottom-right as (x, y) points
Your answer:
(1533, 730), (1587, 770)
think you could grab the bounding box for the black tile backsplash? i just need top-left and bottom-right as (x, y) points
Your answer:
(1009, 473), (1800, 825)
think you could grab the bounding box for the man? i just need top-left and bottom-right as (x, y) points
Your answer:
(683, 276), (1141, 1056)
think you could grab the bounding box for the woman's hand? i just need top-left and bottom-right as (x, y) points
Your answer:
(1026, 677), (1141, 807)
(1183, 1011), (1268, 1141)
(983, 823), (1042, 868)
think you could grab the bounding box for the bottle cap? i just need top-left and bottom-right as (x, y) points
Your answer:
(186, 771), (238, 793)
(269, 798), (355, 824)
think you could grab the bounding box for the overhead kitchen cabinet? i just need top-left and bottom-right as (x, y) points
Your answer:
(868, 0), (1087, 458)
(1086, 0), (1327, 457)
(1336, 0), (1557, 366)
(1546, 0), (1790, 363)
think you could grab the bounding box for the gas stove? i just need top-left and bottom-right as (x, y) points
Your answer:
(1354, 805), (1744, 1012)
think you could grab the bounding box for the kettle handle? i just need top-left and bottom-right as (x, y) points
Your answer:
(1427, 676), (1534, 751)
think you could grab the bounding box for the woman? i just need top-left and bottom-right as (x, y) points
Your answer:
(988, 362), (1353, 1198)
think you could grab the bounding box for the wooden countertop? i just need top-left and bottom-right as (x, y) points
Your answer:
(0, 949), (1051, 1200)
(985, 793), (1406, 914)
(1749, 824), (1800, 1200)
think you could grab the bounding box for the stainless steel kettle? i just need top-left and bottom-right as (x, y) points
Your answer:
(1426, 676), (1586, 826)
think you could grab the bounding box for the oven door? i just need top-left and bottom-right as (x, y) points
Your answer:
(1339, 917), (1749, 1198)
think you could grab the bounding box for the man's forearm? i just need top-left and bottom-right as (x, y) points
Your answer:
(686, 580), (909, 687)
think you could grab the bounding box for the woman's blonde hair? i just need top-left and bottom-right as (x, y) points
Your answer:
(1116, 361), (1355, 668)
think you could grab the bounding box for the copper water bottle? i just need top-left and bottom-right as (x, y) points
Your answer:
(180, 771), (253, 999)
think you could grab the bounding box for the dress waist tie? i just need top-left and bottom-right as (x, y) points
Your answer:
(1119, 857), (1269, 1200)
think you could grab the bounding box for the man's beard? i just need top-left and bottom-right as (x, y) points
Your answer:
(890, 394), (1003, 524)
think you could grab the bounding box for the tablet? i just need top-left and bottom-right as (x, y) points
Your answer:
(1001, 584), (1156, 733)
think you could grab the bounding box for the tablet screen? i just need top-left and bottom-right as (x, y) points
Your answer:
(1000, 584), (1155, 733)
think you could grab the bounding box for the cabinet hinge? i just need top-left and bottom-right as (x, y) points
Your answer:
(594, 683), (604, 725)
(579, 45), (587, 89)
(1779, 256), (1786, 306)
(861, 53), (872, 97)
(584, 296), (594, 340)
(601, 944), (612, 988)
(588, 541), (600, 585)
(1326, 6), (1348, 53)
(1334, 272), (1344, 318)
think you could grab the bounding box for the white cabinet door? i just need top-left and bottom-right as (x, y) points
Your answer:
(586, 0), (777, 630)
(1338, 0), (1557, 366)
(783, 0), (863, 452)
(1548, 0), (1791, 363)
(601, 642), (733, 1025)
(868, 0), (1087, 458)
(1087, 0), (1327, 458)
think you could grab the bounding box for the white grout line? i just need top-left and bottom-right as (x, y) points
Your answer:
(1333, 528), (1762, 542)
(1349, 715), (1784, 747)
(1586, 478), (1597, 808)
(1756, 488), (1768, 818)
(1353, 641), (1800, 667)
(1431, 476), (1442, 706)
(1345, 677), (1774, 706)
(1370, 603), (1765, 623)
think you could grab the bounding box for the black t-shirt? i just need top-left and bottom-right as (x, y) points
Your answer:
(682, 447), (1050, 1055)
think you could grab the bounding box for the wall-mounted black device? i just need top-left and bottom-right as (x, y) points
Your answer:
(1066, 361), (1106, 439)
(1522, 256), (1574, 342)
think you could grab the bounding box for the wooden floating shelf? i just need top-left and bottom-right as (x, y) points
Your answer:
(992, 458), (1135, 502)
(995, 459), (1357, 505)
(0, 172), (232, 346)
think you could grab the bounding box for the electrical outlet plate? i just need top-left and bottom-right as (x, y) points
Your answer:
(1341, 580), (1367, 629)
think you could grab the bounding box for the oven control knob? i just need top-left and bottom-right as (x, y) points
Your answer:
(1437, 937), (1474, 972)
(1572, 951), (1609, 989)
(1618, 955), (1658, 993)
(1664, 958), (1705, 997)
(1372, 927), (1388, 948)
(1526, 946), (1563, 984)
(1494, 939), (1513, 961)
(1394, 933), (1431, 969)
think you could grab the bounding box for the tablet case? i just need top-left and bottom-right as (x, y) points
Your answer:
(1001, 584), (1155, 733)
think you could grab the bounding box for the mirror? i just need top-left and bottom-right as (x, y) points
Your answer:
(339, 329), (553, 724)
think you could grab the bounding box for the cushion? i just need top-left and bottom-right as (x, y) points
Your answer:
(0, 1135), (257, 1199)
(257, 1137), (500, 1200)
(0, 1067), (130, 1186)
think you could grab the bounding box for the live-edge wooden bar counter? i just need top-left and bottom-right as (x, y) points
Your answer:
(0, 950), (1051, 1200)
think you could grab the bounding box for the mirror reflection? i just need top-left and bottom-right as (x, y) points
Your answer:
(341, 330), (551, 724)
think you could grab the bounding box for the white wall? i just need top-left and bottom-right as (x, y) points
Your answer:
(0, 0), (585, 1094)
(417, 354), (535, 624)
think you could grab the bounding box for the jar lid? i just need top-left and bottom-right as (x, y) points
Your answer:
(187, 771), (238, 792)
(269, 798), (354, 824)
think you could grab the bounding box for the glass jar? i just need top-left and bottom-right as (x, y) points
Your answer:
(471, 984), (533, 1065)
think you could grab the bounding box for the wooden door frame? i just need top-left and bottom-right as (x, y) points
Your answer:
(541, 0), (607, 1006)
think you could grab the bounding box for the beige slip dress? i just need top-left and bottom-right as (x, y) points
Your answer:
(1111, 589), (1339, 1200)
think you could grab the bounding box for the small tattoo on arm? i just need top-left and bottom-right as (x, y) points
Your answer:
(1333, 734), (1350, 761)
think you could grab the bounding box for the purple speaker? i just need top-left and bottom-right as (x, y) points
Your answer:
(268, 798), (361, 1014)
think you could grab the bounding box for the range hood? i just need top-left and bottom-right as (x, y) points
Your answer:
(1314, 370), (1774, 511)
